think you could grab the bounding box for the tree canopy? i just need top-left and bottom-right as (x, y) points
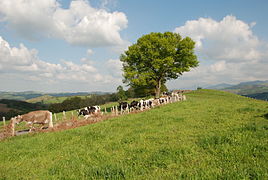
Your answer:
(120, 32), (199, 97)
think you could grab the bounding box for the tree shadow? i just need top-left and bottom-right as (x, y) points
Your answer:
(263, 113), (268, 120)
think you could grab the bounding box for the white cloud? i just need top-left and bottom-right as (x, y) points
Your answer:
(209, 61), (227, 73)
(170, 15), (268, 89)
(174, 15), (260, 61)
(0, 0), (128, 47)
(105, 59), (122, 78)
(0, 36), (121, 92)
(86, 49), (94, 56)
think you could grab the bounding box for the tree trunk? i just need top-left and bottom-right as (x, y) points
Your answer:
(155, 79), (161, 98)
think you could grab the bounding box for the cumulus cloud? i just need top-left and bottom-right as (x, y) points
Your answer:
(0, 0), (128, 47)
(169, 15), (268, 89)
(174, 15), (260, 61)
(0, 36), (121, 91)
(105, 59), (122, 77)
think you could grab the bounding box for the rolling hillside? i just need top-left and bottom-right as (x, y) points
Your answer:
(26, 95), (92, 104)
(0, 90), (268, 179)
(0, 91), (99, 101)
(206, 80), (268, 101)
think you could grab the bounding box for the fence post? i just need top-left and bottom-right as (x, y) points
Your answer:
(63, 111), (66, 120)
(11, 120), (15, 136)
(115, 106), (118, 116)
(2, 117), (5, 127)
(54, 113), (57, 122)
(71, 111), (74, 120)
(127, 104), (129, 114)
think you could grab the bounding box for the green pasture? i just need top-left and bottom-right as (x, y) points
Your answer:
(0, 90), (268, 179)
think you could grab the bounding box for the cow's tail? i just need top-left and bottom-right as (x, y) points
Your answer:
(49, 112), (54, 128)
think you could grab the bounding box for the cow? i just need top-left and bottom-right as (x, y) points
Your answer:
(78, 109), (89, 116)
(10, 110), (53, 135)
(152, 98), (160, 106)
(144, 99), (153, 108)
(118, 102), (129, 111)
(129, 100), (139, 110)
(159, 97), (166, 104)
(78, 106), (101, 118)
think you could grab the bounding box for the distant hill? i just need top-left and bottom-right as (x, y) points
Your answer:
(0, 91), (44, 101)
(222, 80), (268, 95)
(0, 91), (109, 101)
(26, 95), (54, 103)
(26, 94), (92, 104)
(206, 80), (268, 101)
(237, 80), (268, 86)
(206, 83), (233, 90)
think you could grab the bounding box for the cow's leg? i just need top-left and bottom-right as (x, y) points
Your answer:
(29, 123), (33, 132)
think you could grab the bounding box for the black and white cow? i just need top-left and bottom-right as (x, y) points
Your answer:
(144, 99), (153, 108)
(139, 99), (153, 109)
(118, 102), (129, 110)
(129, 100), (139, 110)
(78, 106), (101, 117)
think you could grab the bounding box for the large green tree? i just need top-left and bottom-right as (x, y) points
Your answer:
(120, 32), (199, 97)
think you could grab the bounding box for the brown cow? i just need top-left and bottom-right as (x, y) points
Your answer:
(10, 110), (53, 136)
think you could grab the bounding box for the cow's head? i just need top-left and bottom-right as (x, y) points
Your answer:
(10, 115), (23, 125)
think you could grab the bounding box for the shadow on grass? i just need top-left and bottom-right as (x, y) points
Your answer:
(263, 113), (268, 120)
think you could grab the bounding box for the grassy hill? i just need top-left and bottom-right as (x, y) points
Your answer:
(0, 91), (44, 101)
(220, 80), (268, 95)
(206, 80), (268, 101)
(0, 90), (268, 179)
(0, 91), (96, 101)
(25, 95), (54, 103)
(26, 95), (91, 104)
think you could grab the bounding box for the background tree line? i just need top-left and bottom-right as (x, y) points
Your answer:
(47, 85), (160, 113)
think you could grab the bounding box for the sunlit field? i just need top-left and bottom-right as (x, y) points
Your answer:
(1, 90), (268, 179)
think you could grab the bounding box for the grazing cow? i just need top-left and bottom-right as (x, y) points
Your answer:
(144, 99), (153, 108)
(78, 109), (89, 116)
(118, 102), (129, 110)
(162, 91), (171, 96)
(139, 99), (145, 109)
(130, 100), (139, 110)
(152, 98), (160, 106)
(78, 106), (101, 118)
(10, 110), (53, 135)
(159, 97), (166, 104)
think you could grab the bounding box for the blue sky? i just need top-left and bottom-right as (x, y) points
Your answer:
(0, 0), (267, 92)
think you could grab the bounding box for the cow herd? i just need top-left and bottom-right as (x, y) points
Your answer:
(77, 92), (186, 117)
(9, 91), (186, 136)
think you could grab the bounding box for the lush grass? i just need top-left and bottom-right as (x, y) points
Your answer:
(0, 90), (268, 179)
